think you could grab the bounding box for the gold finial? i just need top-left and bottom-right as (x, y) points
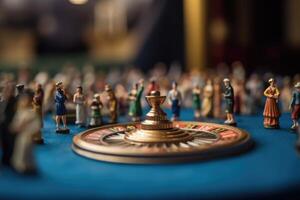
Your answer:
(125, 91), (192, 143)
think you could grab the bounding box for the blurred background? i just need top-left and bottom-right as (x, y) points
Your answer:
(0, 0), (299, 75)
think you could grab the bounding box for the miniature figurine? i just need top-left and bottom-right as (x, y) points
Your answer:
(201, 79), (214, 118)
(192, 85), (201, 119)
(0, 88), (3, 103)
(73, 86), (86, 127)
(115, 83), (129, 116)
(233, 79), (243, 115)
(263, 78), (280, 129)
(290, 82), (300, 130)
(167, 81), (182, 121)
(128, 80), (144, 122)
(105, 84), (118, 123)
(245, 74), (264, 114)
(232, 61), (246, 82)
(32, 83), (44, 144)
(223, 78), (237, 126)
(281, 76), (292, 112)
(55, 82), (69, 133)
(89, 94), (103, 127)
(213, 77), (222, 118)
(147, 78), (159, 95)
(0, 81), (17, 166)
(10, 89), (40, 174)
(43, 81), (56, 113)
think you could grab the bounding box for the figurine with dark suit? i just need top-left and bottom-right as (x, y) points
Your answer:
(223, 78), (237, 126)
(290, 82), (300, 130)
(0, 81), (17, 166)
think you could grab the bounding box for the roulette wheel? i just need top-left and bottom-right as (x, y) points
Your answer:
(72, 91), (252, 164)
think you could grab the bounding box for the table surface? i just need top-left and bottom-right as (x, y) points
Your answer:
(0, 109), (299, 199)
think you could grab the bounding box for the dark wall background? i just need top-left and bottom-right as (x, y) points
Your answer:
(207, 0), (298, 75)
(133, 0), (185, 71)
(1, 0), (299, 75)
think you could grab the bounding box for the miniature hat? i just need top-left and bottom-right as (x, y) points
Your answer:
(93, 93), (100, 98)
(16, 84), (24, 89)
(295, 82), (300, 88)
(55, 81), (63, 87)
(150, 90), (160, 96)
(104, 84), (112, 92)
(268, 78), (274, 83)
(223, 78), (230, 82)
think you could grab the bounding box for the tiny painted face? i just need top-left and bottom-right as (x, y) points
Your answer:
(224, 81), (229, 87)
(269, 81), (274, 86)
(36, 84), (42, 90)
(58, 84), (63, 90)
(77, 87), (82, 93)
(172, 82), (177, 89)
(93, 96), (99, 102)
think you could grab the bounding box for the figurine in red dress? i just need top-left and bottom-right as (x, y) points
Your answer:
(263, 78), (280, 129)
(147, 78), (159, 96)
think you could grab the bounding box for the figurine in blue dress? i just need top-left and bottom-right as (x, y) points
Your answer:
(167, 81), (182, 121)
(55, 82), (69, 133)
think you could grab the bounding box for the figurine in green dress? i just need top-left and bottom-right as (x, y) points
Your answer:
(128, 79), (144, 122)
(192, 85), (201, 119)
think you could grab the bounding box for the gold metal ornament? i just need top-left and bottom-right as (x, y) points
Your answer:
(125, 91), (193, 144)
(72, 91), (252, 164)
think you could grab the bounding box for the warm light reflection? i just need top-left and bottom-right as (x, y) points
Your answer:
(68, 0), (88, 5)
(184, 0), (206, 70)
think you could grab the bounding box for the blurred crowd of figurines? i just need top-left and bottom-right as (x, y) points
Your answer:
(1, 61), (300, 174)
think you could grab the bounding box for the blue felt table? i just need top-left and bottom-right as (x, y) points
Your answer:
(0, 109), (299, 199)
